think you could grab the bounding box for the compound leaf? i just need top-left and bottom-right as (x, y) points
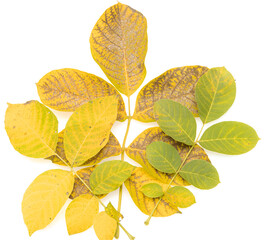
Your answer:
(133, 66), (208, 122)
(90, 160), (135, 195)
(195, 67), (236, 124)
(64, 96), (118, 167)
(47, 130), (121, 167)
(179, 160), (220, 189)
(125, 168), (181, 216)
(140, 183), (164, 198)
(126, 127), (210, 186)
(5, 100), (58, 158)
(199, 121), (260, 155)
(164, 186), (195, 208)
(22, 169), (74, 236)
(154, 99), (197, 145)
(36, 68), (126, 121)
(65, 195), (99, 235)
(90, 3), (148, 96)
(146, 141), (181, 173)
(94, 212), (117, 240)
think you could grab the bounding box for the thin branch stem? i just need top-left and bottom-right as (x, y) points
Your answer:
(144, 124), (206, 225)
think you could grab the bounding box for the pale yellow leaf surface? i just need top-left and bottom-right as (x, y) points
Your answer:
(94, 211), (117, 240)
(5, 100), (58, 158)
(66, 195), (99, 235)
(22, 169), (74, 236)
(64, 96), (118, 167)
(36, 68), (127, 121)
(125, 168), (181, 217)
(90, 3), (148, 96)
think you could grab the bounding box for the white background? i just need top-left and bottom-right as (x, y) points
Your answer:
(0, 0), (264, 239)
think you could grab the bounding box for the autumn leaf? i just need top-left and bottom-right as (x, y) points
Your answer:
(90, 3), (148, 96)
(5, 100), (58, 158)
(126, 127), (210, 186)
(22, 169), (74, 236)
(125, 168), (181, 216)
(64, 96), (118, 167)
(47, 130), (121, 167)
(37, 68), (127, 121)
(94, 212), (117, 240)
(140, 183), (164, 198)
(105, 202), (123, 222)
(133, 66), (208, 122)
(65, 195), (99, 235)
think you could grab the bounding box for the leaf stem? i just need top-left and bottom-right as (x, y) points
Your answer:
(144, 123), (205, 225)
(116, 96), (132, 238)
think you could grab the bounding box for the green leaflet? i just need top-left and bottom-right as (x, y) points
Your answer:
(199, 121), (259, 155)
(179, 160), (220, 189)
(195, 67), (236, 124)
(154, 99), (197, 145)
(105, 202), (123, 222)
(140, 183), (164, 198)
(90, 160), (135, 195)
(164, 186), (195, 208)
(146, 141), (181, 174)
(64, 96), (118, 167)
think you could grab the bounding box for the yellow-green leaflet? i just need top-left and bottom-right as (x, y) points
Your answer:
(64, 96), (118, 167)
(22, 169), (74, 236)
(94, 212), (117, 240)
(199, 121), (260, 155)
(133, 66), (209, 122)
(5, 100), (58, 158)
(140, 183), (164, 198)
(90, 160), (135, 195)
(164, 186), (195, 208)
(195, 67), (236, 124)
(179, 160), (220, 190)
(36, 68), (127, 121)
(154, 99), (197, 145)
(105, 202), (123, 222)
(90, 3), (148, 96)
(146, 141), (181, 173)
(65, 195), (99, 235)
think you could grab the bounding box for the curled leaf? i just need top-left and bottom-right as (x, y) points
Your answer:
(154, 99), (197, 145)
(133, 66), (208, 122)
(195, 67), (236, 124)
(140, 183), (164, 198)
(5, 100), (58, 158)
(64, 96), (118, 167)
(90, 160), (135, 195)
(65, 195), (99, 235)
(126, 127), (210, 186)
(36, 68), (126, 121)
(22, 169), (74, 236)
(94, 212), (117, 240)
(105, 202), (123, 222)
(47, 130), (121, 167)
(125, 168), (180, 216)
(199, 121), (260, 155)
(90, 3), (148, 96)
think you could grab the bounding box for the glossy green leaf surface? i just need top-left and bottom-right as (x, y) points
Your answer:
(195, 67), (236, 123)
(146, 141), (181, 173)
(90, 160), (135, 195)
(199, 121), (259, 155)
(179, 160), (220, 189)
(154, 99), (197, 145)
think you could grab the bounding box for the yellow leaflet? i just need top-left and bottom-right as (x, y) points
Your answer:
(5, 100), (58, 158)
(133, 66), (208, 122)
(126, 127), (210, 186)
(125, 168), (181, 217)
(36, 68), (126, 121)
(90, 3), (148, 96)
(94, 211), (117, 240)
(65, 195), (99, 235)
(47, 130), (121, 167)
(64, 96), (118, 167)
(22, 169), (74, 236)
